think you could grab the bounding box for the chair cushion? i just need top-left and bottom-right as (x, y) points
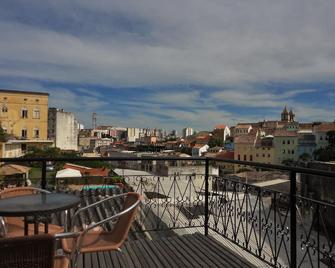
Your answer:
(62, 230), (122, 253)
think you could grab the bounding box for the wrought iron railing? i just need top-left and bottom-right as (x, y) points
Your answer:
(1, 156), (335, 268)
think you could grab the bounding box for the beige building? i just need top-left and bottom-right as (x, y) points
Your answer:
(254, 136), (275, 165)
(273, 130), (298, 164)
(0, 89), (53, 157)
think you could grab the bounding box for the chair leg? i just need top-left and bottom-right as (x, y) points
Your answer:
(70, 250), (80, 268)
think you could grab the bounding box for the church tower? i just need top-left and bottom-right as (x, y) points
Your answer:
(281, 106), (289, 121)
(289, 108), (295, 122)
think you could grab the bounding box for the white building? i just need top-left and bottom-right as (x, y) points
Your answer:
(48, 108), (79, 151)
(127, 128), (140, 142)
(182, 127), (194, 138)
(192, 144), (209, 156)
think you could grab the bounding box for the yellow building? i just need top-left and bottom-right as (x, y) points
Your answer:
(0, 89), (53, 157)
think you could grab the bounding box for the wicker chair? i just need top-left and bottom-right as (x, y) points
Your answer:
(0, 233), (71, 268)
(61, 192), (141, 267)
(0, 187), (64, 237)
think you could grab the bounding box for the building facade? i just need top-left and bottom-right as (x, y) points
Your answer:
(182, 127), (194, 138)
(48, 108), (78, 151)
(127, 128), (140, 142)
(0, 89), (53, 157)
(0, 89), (49, 139)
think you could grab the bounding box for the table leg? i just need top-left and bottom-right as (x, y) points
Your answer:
(24, 216), (28, 236)
(44, 222), (48, 233)
(34, 217), (38, 235)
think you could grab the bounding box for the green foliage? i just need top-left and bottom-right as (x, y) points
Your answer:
(23, 146), (112, 169)
(327, 131), (335, 146)
(299, 153), (312, 161)
(282, 159), (298, 166)
(0, 126), (8, 142)
(208, 137), (223, 147)
(314, 131), (335, 162)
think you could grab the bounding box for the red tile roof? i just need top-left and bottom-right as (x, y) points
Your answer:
(63, 163), (110, 177)
(214, 124), (226, 129)
(315, 123), (335, 133)
(234, 134), (256, 144)
(215, 151), (234, 160)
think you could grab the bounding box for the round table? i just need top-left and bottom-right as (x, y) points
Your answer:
(0, 193), (81, 235)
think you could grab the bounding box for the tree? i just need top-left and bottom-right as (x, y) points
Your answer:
(208, 137), (223, 147)
(0, 127), (8, 142)
(327, 130), (335, 146)
(299, 153), (312, 162)
(313, 131), (335, 162)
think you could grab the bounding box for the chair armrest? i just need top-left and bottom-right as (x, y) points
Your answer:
(54, 232), (80, 240)
(70, 193), (128, 230)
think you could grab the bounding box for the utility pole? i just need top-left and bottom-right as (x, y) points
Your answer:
(92, 112), (97, 129)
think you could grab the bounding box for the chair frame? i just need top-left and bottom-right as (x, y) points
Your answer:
(68, 192), (141, 267)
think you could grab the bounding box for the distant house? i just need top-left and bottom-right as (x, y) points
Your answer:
(192, 144), (209, 156)
(213, 124), (230, 142)
(234, 124), (253, 136)
(63, 163), (111, 177)
(313, 123), (335, 149)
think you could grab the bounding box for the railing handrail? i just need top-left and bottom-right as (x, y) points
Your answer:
(1, 156), (335, 178)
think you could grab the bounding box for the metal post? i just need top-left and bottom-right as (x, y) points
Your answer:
(204, 158), (209, 236)
(290, 171), (297, 268)
(41, 160), (47, 189)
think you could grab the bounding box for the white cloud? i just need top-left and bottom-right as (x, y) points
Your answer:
(1, 0), (335, 86)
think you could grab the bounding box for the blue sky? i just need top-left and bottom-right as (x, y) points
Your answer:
(0, 0), (335, 132)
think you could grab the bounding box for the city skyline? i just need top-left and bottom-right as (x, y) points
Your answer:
(0, 0), (335, 130)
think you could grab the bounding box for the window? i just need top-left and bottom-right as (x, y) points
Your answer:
(238, 154), (241, 160)
(2, 105), (8, 113)
(21, 108), (28, 118)
(283, 149), (286, 154)
(292, 150), (295, 154)
(256, 153), (259, 157)
(288, 140), (290, 145)
(33, 109), (40, 119)
(268, 154), (270, 158)
(320, 136), (323, 141)
(243, 155), (247, 161)
(250, 155), (253, 161)
(21, 128), (27, 138)
(283, 140), (286, 144)
(262, 154), (265, 157)
(33, 128), (39, 138)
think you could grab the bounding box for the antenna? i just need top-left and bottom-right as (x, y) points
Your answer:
(92, 112), (97, 129)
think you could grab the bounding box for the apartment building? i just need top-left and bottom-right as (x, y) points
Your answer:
(0, 89), (53, 157)
(48, 108), (79, 151)
(273, 130), (298, 164)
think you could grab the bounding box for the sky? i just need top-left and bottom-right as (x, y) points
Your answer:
(0, 0), (335, 132)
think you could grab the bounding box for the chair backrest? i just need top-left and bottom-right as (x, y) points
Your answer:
(0, 234), (55, 268)
(110, 192), (141, 244)
(0, 187), (38, 199)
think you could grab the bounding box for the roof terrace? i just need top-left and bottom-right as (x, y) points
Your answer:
(0, 156), (335, 268)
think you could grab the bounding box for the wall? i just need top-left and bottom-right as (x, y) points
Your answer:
(56, 111), (78, 150)
(0, 90), (49, 140)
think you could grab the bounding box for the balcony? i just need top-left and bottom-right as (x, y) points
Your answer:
(0, 156), (335, 268)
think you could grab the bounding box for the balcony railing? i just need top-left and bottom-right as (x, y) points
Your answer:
(1, 156), (335, 268)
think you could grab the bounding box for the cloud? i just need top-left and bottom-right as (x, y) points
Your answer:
(1, 0), (335, 87)
(0, 0), (335, 130)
